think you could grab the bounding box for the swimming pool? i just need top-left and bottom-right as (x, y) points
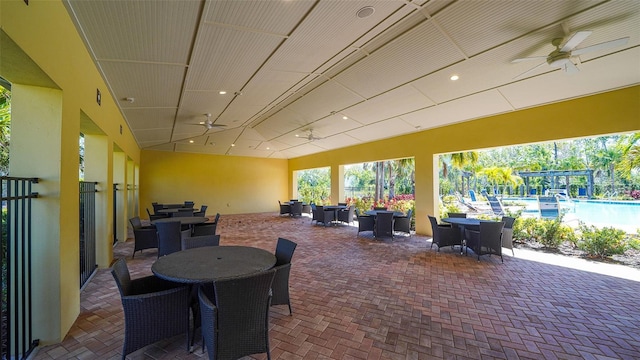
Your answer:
(501, 198), (640, 232)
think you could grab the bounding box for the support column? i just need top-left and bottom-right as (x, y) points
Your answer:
(84, 132), (113, 268)
(10, 84), (76, 344)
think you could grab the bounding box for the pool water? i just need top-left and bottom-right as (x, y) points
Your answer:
(502, 198), (640, 232)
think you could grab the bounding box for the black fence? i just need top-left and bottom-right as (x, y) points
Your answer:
(1, 176), (39, 360)
(79, 182), (97, 289)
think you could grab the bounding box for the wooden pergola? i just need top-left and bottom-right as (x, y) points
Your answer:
(517, 169), (595, 199)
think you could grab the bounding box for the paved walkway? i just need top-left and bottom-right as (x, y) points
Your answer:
(34, 213), (640, 359)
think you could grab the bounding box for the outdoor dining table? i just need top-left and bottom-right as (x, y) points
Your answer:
(323, 205), (347, 225)
(151, 246), (276, 283)
(156, 208), (199, 215)
(365, 210), (405, 217)
(441, 217), (493, 254)
(151, 217), (208, 226)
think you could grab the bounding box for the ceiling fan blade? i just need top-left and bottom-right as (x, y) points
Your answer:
(512, 56), (547, 63)
(562, 61), (579, 74)
(513, 61), (547, 79)
(560, 31), (592, 52)
(571, 37), (629, 56)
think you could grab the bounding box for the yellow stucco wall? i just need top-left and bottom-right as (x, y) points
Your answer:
(140, 150), (289, 215)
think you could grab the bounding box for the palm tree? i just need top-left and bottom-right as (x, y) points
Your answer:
(442, 151), (478, 194)
(479, 166), (523, 196)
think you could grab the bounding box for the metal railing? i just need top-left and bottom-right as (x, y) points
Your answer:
(1, 176), (39, 360)
(79, 182), (97, 289)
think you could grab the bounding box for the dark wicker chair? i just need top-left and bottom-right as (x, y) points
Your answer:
(146, 208), (167, 221)
(278, 201), (291, 216)
(312, 205), (332, 226)
(322, 207), (336, 226)
(192, 223), (217, 236)
(156, 221), (190, 257)
(174, 208), (194, 217)
(152, 203), (165, 215)
(184, 201), (195, 208)
(356, 209), (375, 236)
(111, 258), (190, 360)
(272, 237), (297, 315)
(131, 227), (158, 258)
(311, 205), (320, 224)
(194, 205), (208, 217)
(129, 216), (154, 230)
(290, 201), (303, 217)
(337, 205), (355, 225)
(198, 269), (276, 360)
(501, 216), (516, 255)
(393, 209), (412, 237)
(465, 221), (506, 262)
(181, 234), (220, 250)
(373, 206), (387, 211)
(428, 215), (462, 251)
(447, 212), (467, 218)
(374, 211), (395, 239)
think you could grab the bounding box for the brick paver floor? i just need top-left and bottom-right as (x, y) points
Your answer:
(34, 212), (640, 359)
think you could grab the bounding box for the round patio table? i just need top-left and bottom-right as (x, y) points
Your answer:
(151, 217), (207, 226)
(156, 208), (199, 215)
(365, 210), (405, 217)
(151, 246), (276, 283)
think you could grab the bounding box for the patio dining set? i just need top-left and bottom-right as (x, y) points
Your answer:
(120, 204), (300, 360)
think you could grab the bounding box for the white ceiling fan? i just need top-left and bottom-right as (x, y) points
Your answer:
(296, 129), (323, 141)
(512, 30), (629, 79)
(188, 113), (226, 130)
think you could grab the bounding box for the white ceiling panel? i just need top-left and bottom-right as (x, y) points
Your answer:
(346, 118), (417, 142)
(178, 92), (234, 123)
(134, 128), (173, 144)
(335, 20), (464, 98)
(184, 25), (283, 92)
(98, 62), (185, 108)
(124, 108), (175, 130)
(268, 0), (405, 74)
(342, 84), (434, 125)
(400, 90), (514, 130)
(285, 80), (365, 122)
(303, 115), (363, 137)
(436, 1), (596, 57)
(66, 0), (199, 64)
(240, 69), (310, 107)
(204, 0), (312, 35)
(253, 108), (310, 140)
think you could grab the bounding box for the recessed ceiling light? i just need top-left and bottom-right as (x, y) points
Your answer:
(295, 134), (300, 138)
(219, 90), (227, 95)
(342, 116), (348, 120)
(189, 140), (194, 143)
(450, 74), (459, 81)
(231, 143), (235, 147)
(266, 147), (270, 150)
(357, 6), (375, 18)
